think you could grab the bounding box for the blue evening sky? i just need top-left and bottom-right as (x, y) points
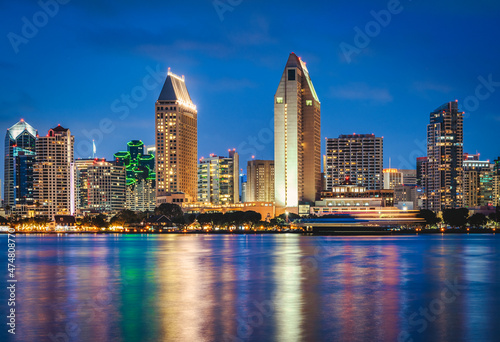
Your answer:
(1, 0), (499, 175)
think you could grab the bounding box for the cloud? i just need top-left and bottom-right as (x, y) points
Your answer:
(413, 81), (453, 94)
(138, 41), (234, 61)
(192, 77), (257, 93)
(329, 82), (393, 104)
(226, 16), (275, 46)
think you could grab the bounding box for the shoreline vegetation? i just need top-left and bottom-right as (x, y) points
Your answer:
(2, 204), (499, 236)
(2, 227), (497, 236)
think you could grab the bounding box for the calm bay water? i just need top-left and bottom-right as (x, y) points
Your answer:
(2, 234), (500, 342)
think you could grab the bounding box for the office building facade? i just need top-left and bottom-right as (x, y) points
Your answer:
(326, 134), (383, 191)
(73, 159), (126, 214)
(383, 168), (417, 189)
(274, 52), (321, 209)
(34, 125), (74, 218)
(462, 153), (491, 207)
(197, 150), (239, 205)
(424, 101), (463, 211)
(4, 120), (37, 213)
(246, 160), (274, 202)
(155, 69), (197, 202)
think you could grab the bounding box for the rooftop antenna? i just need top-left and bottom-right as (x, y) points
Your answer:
(92, 140), (96, 159)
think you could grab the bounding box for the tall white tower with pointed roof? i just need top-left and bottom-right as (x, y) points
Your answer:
(274, 53), (321, 210)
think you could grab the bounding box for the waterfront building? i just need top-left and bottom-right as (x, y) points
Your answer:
(424, 101), (463, 211)
(274, 52), (321, 210)
(73, 159), (126, 214)
(155, 69), (198, 202)
(4, 119), (37, 214)
(246, 160), (274, 202)
(493, 157), (500, 206)
(326, 134), (383, 191)
(240, 171), (247, 203)
(393, 184), (419, 210)
(183, 201), (275, 222)
(383, 169), (402, 189)
(311, 179), (394, 216)
(114, 140), (156, 212)
(416, 156), (427, 186)
(197, 149), (239, 205)
(34, 125), (74, 218)
(156, 192), (190, 205)
(462, 153), (491, 207)
(383, 169), (417, 189)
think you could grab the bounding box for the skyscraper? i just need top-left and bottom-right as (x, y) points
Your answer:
(73, 159), (126, 214)
(4, 119), (37, 213)
(416, 157), (428, 186)
(274, 53), (321, 210)
(246, 160), (274, 202)
(493, 157), (500, 207)
(34, 125), (74, 218)
(197, 149), (239, 205)
(326, 134), (383, 190)
(114, 140), (156, 212)
(155, 69), (197, 202)
(424, 101), (463, 211)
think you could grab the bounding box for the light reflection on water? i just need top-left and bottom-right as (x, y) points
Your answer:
(3, 234), (500, 342)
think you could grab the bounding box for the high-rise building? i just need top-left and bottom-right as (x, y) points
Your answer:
(73, 159), (126, 214)
(34, 125), (74, 218)
(155, 69), (197, 202)
(462, 153), (489, 207)
(274, 52), (321, 209)
(383, 168), (417, 189)
(4, 119), (37, 214)
(393, 184), (419, 210)
(114, 140), (156, 212)
(479, 167), (495, 206)
(401, 169), (417, 185)
(383, 169), (402, 189)
(145, 144), (156, 157)
(424, 101), (463, 211)
(239, 171), (247, 203)
(416, 157), (427, 186)
(326, 134), (383, 191)
(493, 157), (500, 207)
(197, 150), (239, 205)
(246, 160), (274, 202)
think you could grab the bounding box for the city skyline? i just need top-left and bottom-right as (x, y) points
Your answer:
(3, 2), (500, 342)
(1, 1), (500, 177)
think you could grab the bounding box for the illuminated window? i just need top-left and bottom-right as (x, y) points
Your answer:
(306, 100), (312, 106)
(276, 97), (283, 104)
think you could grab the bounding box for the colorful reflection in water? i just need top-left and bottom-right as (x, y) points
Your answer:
(2, 234), (500, 342)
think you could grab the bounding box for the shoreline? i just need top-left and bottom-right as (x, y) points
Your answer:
(2, 228), (497, 236)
